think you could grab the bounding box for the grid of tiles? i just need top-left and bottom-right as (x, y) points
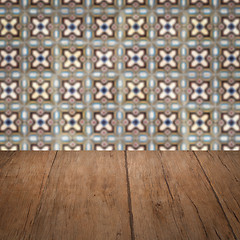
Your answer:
(0, 0), (240, 150)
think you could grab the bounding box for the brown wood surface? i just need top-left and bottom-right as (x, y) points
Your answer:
(27, 151), (131, 240)
(0, 151), (239, 240)
(127, 151), (238, 240)
(194, 151), (240, 239)
(0, 151), (56, 240)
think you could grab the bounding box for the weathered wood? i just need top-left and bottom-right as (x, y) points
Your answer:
(27, 151), (131, 240)
(0, 151), (15, 169)
(0, 151), (56, 240)
(194, 151), (240, 239)
(0, 151), (239, 240)
(127, 151), (236, 240)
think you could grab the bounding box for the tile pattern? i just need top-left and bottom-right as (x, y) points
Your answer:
(0, 0), (240, 150)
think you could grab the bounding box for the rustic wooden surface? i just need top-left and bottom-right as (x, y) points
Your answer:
(0, 151), (56, 240)
(27, 151), (131, 240)
(0, 151), (239, 240)
(194, 151), (240, 239)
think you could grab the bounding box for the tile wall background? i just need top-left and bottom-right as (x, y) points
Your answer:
(0, 0), (239, 150)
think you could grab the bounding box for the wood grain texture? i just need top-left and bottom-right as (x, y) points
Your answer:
(127, 151), (237, 240)
(27, 151), (131, 240)
(194, 151), (240, 239)
(0, 151), (56, 240)
(0, 151), (239, 240)
(0, 151), (15, 169)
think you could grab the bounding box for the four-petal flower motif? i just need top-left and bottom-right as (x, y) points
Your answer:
(0, 49), (19, 68)
(31, 49), (51, 69)
(63, 144), (83, 150)
(95, 144), (114, 150)
(62, 81), (82, 101)
(189, 49), (210, 68)
(62, 112), (83, 132)
(94, 81), (114, 100)
(62, 0), (82, 4)
(31, 144), (51, 151)
(222, 113), (240, 132)
(126, 81), (146, 100)
(0, 113), (18, 132)
(126, 0), (145, 5)
(94, 113), (114, 133)
(190, 113), (210, 132)
(30, 81), (50, 100)
(190, 0), (209, 4)
(94, 0), (113, 4)
(0, 81), (19, 100)
(95, 18), (114, 37)
(221, 82), (240, 101)
(62, 18), (83, 37)
(158, 112), (178, 132)
(222, 17), (240, 36)
(126, 17), (146, 37)
(94, 49), (114, 69)
(158, 17), (177, 36)
(63, 49), (83, 69)
(31, 112), (51, 132)
(190, 82), (209, 100)
(31, 0), (50, 4)
(221, 0), (240, 4)
(0, 0), (19, 4)
(158, 49), (177, 69)
(31, 17), (51, 36)
(0, 17), (19, 37)
(190, 17), (210, 37)
(126, 112), (146, 132)
(158, 0), (178, 4)
(222, 49), (240, 68)
(158, 81), (177, 100)
(126, 49), (146, 68)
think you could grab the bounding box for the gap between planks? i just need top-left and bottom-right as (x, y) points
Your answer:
(28, 151), (59, 238)
(124, 150), (135, 240)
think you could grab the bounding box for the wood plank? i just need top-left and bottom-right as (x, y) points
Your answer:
(27, 151), (131, 240)
(0, 151), (56, 240)
(0, 151), (15, 169)
(194, 151), (240, 239)
(127, 151), (236, 240)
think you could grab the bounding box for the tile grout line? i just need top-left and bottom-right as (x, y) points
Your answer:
(193, 151), (238, 240)
(124, 151), (135, 240)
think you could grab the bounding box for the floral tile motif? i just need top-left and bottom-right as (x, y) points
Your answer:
(0, 0), (240, 150)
